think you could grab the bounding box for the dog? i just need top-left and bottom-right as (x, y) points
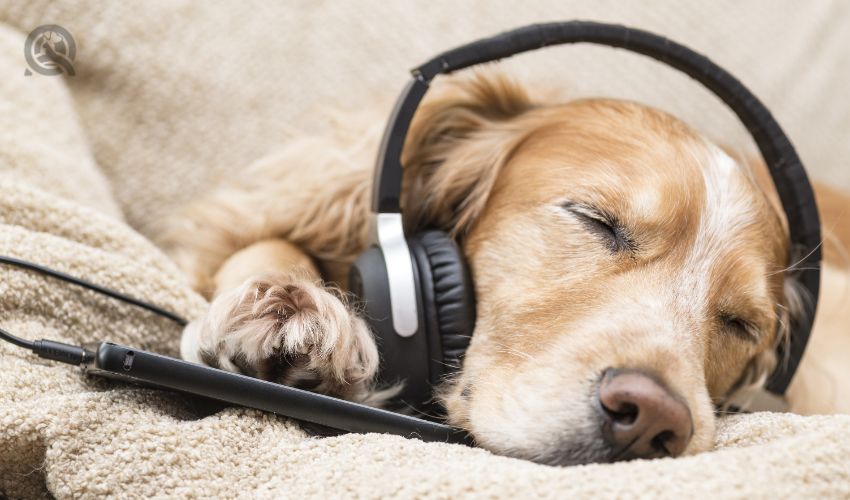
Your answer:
(163, 71), (850, 466)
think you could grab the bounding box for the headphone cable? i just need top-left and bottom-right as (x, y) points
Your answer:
(0, 254), (188, 364)
(0, 255), (188, 326)
(0, 327), (35, 349)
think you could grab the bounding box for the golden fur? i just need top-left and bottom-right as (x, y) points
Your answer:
(164, 71), (849, 465)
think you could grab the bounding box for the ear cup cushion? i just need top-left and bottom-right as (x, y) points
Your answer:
(409, 230), (476, 375)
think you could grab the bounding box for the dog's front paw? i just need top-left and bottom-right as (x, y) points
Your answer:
(181, 273), (379, 399)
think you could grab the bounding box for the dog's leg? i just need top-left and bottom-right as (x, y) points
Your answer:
(160, 146), (374, 298)
(181, 238), (381, 403)
(211, 239), (321, 292)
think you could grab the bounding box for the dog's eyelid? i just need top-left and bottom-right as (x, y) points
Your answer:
(560, 201), (604, 219)
(559, 201), (614, 229)
(719, 312), (760, 342)
(559, 201), (633, 253)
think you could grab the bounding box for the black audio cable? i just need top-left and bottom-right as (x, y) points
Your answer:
(0, 328), (95, 365)
(0, 256), (188, 325)
(0, 254), (188, 365)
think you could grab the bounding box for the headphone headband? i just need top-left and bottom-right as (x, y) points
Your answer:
(371, 21), (820, 394)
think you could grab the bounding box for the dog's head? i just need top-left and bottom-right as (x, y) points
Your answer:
(401, 72), (801, 465)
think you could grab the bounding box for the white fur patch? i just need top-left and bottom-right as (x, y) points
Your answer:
(675, 142), (762, 325)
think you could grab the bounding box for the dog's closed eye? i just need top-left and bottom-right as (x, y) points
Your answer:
(561, 202), (633, 253)
(719, 313), (760, 343)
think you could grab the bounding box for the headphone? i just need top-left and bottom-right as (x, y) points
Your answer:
(348, 21), (822, 414)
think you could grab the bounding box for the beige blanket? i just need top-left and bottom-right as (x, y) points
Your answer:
(1, 1), (849, 498)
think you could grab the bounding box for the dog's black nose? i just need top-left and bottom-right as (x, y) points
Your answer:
(596, 368), (693, 460)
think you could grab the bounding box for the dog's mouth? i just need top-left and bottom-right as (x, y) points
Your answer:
(533, 435), (620, 467)
(448, 384), (614, 466)
(450, 366), (697, 466)
(466, 423), (619, 467)
(465, 415), (672, 467)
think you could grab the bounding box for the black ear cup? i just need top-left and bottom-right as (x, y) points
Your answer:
(408, 230), (476, 382)
(348, 246), (432, 410)
(349, 230), (476, 414)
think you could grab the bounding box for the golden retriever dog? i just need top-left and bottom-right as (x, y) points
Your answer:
(163, 71), (849, 466)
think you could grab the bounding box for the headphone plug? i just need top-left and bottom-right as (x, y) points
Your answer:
(32, 339), (95, 365)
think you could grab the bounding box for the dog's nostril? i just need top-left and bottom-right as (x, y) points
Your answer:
(601, 400), (638, 425)
(650, 430), (675, 456)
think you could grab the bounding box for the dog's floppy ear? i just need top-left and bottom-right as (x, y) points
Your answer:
(401, 71), (535, 237)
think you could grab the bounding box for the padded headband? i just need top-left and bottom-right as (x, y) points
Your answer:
(371, 21), (821, 394)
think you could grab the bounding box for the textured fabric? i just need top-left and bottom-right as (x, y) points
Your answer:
(1, 1), (849, 498)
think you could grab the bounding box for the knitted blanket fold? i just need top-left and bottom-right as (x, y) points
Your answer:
(1, 1), (849, 498)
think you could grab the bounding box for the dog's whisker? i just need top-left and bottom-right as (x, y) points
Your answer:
(777, 239), (825, 276)
(766, 266), (821, 277)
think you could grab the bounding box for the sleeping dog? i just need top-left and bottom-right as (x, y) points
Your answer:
(165, 72), (849, 466)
